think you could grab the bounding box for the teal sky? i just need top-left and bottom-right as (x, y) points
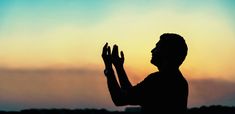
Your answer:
(0, 0), (235, 37)
(1, 0), (235, 29)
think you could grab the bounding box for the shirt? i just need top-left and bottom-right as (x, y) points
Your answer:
(126, 70), (188, 114)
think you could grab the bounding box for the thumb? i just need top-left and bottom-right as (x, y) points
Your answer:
(120, 51), (125, 61)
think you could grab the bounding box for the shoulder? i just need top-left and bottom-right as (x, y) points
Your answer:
(148, 72), (160, 76)
(143, 72), (161, 82)
(134, 72), (160, 87)
(133, 72), (160, 89)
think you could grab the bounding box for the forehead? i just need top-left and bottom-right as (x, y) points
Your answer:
(155, 40), (168, 51)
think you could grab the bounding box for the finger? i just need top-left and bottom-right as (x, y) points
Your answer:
(108, 46), (111, 56)
(121, 51), (125, 60)
(112, 44), (119, 57)
(103, 42), (108, 50)
(102, 43), (108, 56)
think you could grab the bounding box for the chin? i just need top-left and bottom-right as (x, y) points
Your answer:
(150, 60), (157, 66)
(151, 59), (160, 67)
(150, 59), (154, 64)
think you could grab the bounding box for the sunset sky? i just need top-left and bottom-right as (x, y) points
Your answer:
(0, 0), (235, 111)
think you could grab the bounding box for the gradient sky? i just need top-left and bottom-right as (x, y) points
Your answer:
(0, 0), (235, 111)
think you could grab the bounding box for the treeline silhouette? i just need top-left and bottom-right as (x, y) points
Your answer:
(0, 105), (235, 114)
(188, 105), (235, 114)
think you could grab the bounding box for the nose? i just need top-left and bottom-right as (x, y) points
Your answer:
(151, 47), (156, 54)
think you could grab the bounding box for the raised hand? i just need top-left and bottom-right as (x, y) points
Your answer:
(102, 43), (112, 69)
(112, 45), (125, 68)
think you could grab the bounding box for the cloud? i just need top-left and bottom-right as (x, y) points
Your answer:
(0, 67), (235, 110)
(188, 78), (235, 107)
(0, 67), (101, 77)
(0, 67), (119, 111)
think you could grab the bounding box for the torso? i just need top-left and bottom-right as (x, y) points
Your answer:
(139, 71), (188, 114)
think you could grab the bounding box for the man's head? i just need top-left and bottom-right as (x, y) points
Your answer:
(151, 33), (188, 70)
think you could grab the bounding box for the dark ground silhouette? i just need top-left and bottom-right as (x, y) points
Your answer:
(0, 105), (235, 114)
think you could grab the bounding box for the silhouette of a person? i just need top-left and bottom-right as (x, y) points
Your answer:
(102, 33), (188, 114)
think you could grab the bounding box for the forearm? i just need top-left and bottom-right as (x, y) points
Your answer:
(115, 65), (132, 90)
(102, 43), (127, 106)
(105, 68), (126, 106)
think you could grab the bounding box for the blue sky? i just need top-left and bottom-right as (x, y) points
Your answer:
(1, 0), (235, 28)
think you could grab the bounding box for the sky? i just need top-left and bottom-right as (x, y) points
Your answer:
(0, 0), (235, 111)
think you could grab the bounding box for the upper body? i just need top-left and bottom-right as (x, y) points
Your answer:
(102, 33), (188, 114)
(130, 70), (188, 114)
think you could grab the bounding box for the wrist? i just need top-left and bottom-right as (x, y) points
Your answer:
(105, 65), (113, 70)
(104, 68), (114, 76)
(114, 64), (124, 70)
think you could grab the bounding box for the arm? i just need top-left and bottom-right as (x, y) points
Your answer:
(104, 68), (127, 106)
(112, 45), (132, 90)
(102, 43), (127, 106)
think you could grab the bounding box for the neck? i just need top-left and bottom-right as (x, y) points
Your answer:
(158, 66), (179, 72)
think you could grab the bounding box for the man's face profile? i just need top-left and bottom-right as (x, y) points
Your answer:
(151, 41), (163, 68)
(150, 33), (188, 70)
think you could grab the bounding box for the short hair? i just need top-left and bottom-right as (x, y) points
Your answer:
(159, 33), (188, 66)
